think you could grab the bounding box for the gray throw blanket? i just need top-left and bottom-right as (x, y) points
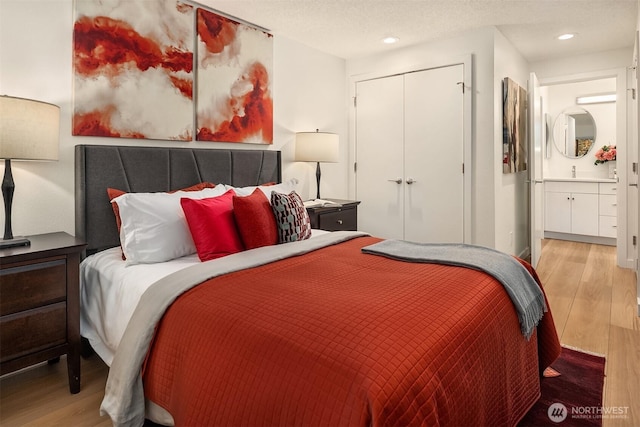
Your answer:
(361, 240), (546, 340)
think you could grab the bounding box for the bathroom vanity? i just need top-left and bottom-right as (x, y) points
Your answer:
(544, 178), (617, 245)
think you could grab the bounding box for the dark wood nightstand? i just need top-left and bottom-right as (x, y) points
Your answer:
(0, 232), (86, 394)
(306, 200), (361, 231)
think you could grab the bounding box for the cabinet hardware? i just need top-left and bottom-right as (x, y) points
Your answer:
(388, 178), (402, 184)
(337, 220), (343, 225)
(406, 178), (417, 185)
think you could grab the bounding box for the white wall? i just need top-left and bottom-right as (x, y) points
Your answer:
(493, 28), (531, 257)
(346, 27), (499, 249)
(531, 48), (632, 80)
(0, 0), (348, 238)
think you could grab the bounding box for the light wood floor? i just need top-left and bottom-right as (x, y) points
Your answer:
(535, 239), (640, 427)
(1, 239), (639, 426)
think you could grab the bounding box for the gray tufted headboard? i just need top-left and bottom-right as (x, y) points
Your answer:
(75, 145), (281, 255)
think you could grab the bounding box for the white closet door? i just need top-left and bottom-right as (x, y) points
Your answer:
(404, 65), (464, 243)
(355, 75), (404, 239)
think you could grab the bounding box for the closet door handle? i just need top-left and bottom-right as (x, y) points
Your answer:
(406, 178), (417, 185)
(388, 178), (402, 184)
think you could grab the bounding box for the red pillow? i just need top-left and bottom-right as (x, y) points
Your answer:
(180, 190), (244, 262)
(232, 189), (278, 249)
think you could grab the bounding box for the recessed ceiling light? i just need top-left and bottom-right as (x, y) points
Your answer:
(557, 33), (575, 41)
(382, 36), (399, 44)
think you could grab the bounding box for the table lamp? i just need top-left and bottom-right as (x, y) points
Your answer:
(0, 96), (60, 248)
(295, 130), (339, 199)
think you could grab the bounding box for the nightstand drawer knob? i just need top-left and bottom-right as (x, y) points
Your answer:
(337, 219), (343, 225)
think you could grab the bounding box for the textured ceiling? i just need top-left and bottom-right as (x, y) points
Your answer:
(198, 0), (637, 62)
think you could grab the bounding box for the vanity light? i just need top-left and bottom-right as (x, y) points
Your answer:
(557, 33), (575, 40)
(382, 36), (399, 44)
(576, 93), (617, 105)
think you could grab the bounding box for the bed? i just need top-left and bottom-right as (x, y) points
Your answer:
(75, 144), (561, 427)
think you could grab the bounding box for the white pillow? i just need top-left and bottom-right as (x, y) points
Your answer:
(114, 187), (227, 265)
(227, 178), (299, 202)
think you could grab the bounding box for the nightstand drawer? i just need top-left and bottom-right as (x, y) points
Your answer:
(0, 258), (66, 316)
(317, 208), (357, 231)
(0, 302), (67, 363)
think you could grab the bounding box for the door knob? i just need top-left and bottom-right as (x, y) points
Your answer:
(388, 178), (402, 184)
(406, 178), (417, 185)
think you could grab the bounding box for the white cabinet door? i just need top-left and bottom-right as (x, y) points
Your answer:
(355, 75), (405, 240)
(599, 216), (617, 238)
(545, 192), (572, 233)
(404, 65), (464, 243)
(571, 193), (599, 236)
(599, 194), (617, 217)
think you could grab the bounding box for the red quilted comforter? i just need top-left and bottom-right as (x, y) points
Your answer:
(142, 236), (560, 426)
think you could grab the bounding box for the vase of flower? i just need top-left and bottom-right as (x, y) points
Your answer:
(594, 144), (617, 178)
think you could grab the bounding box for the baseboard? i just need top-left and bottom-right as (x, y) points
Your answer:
(544, 231), (616, 246)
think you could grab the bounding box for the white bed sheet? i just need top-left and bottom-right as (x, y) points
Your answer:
(80, 229), (329, 366)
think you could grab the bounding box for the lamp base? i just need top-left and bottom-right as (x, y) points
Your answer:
(0, 236), (30, 249)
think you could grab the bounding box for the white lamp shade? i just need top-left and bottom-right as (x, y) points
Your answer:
(295, 132), (339, 163)
(0, 96), (60, 161)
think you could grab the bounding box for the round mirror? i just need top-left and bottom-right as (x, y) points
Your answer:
(552, 107), (597, 158)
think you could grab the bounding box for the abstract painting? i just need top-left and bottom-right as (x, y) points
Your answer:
(73, 0), (194, 141)
(196, 8), (273, 144)
(502, 77), (527, 173)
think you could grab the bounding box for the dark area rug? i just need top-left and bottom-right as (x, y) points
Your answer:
(519, 346), (606, 426)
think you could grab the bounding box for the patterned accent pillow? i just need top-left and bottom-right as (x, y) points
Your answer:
(270, 191), (312, 243)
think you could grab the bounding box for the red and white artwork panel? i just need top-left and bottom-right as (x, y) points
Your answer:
(196, 8), (273, 144)
(73, 0), (194, 141)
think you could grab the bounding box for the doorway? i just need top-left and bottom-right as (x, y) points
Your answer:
(535, 68), (632, 268)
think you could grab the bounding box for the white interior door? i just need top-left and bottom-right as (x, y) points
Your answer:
(355, 75), (404, 239)
(356, 65), (465, 243)
(528, 72), (544, 267)
(404, 65), (464, 243)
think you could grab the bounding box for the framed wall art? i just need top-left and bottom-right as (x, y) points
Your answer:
(502, 77), (527, 173)
(73, 0), (194, 141)
(73, 1), (273, 145)
(195, 8), (273, 144)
